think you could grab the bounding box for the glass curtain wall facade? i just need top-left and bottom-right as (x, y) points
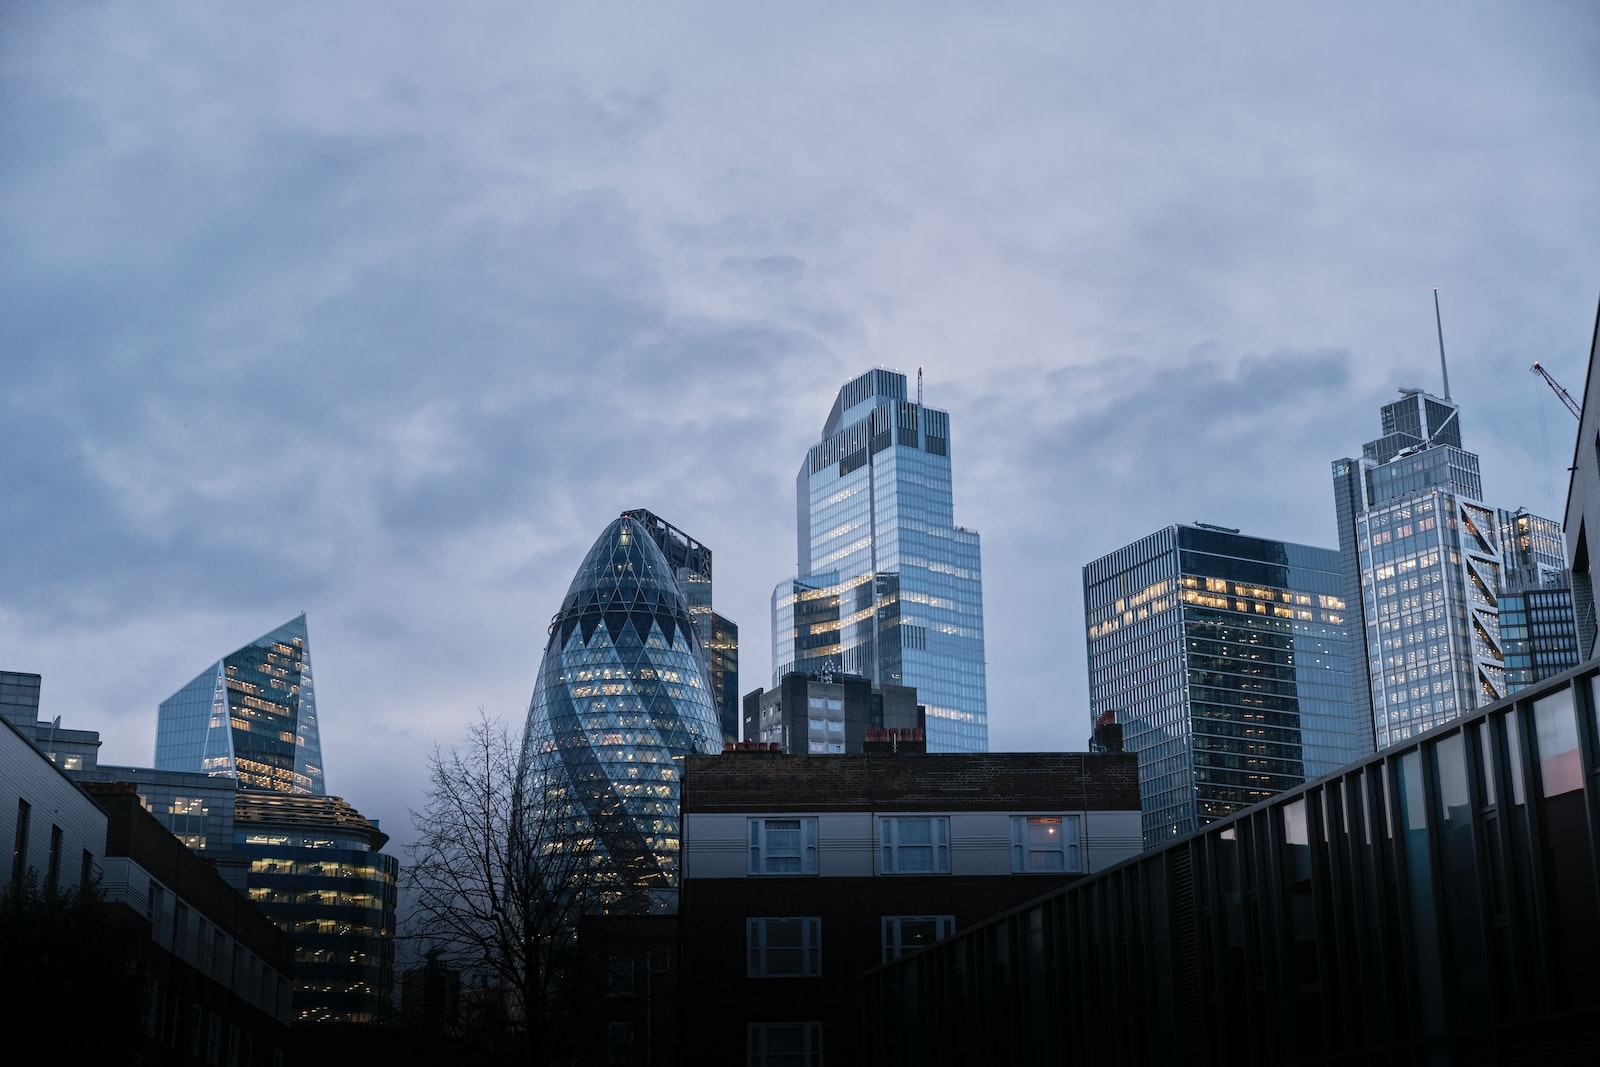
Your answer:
(1502, 587), (1582, 693)
(0, 670), (42, 733)
(1084, 525), (1359, 845)
(1498, 509), (1581, 694)
(620, 508), (740, 745)
(154, 615), (325, 795)
(235, 791), (398, 1024)
(772, 369), (987, 752)
(522, 517), (724, 913)
(1333, 391), (1568, 749)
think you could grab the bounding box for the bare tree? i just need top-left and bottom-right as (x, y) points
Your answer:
(404, 710), (605, 1063)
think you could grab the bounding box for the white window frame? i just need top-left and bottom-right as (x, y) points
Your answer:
(748, 1022), (823, 1066)
(746, 917), (822, 977)
(1010, 815), (1082, 873)
(748, 817), (818, 875)
(881, 914), (955, 962)
(878, 816), (950, 874)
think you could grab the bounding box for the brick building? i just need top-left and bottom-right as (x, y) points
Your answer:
(679, 749), (1142, 1065)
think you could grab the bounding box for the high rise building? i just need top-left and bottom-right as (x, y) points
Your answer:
(150, 617), (398, 1023)
(236, 791), (398, 1025)
(154, 614), (324, 795)
(773, 368), (987, 752)
(522, 515), (724, 913)
(1083, 523), (1360, 845)
(620, 508), (740, 745)
(1332, 389), (1567, 748)
(1499, 508), (1581, 692)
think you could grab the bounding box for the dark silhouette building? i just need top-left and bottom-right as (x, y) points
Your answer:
(864, 659), (1600, 1064)
(571, 913), (679, 1066)
(680, 749), (1143, 1064)
(1563, 294), (1600, 658)
(742, 669), (923, 753)
(89, 782), (296, 1064)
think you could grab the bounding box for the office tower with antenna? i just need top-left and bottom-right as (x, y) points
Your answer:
(1330, 293), (1571, 749)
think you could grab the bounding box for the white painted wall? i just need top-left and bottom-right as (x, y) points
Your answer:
(1, 720), (106, 892)
(684, 807), (1145, 879)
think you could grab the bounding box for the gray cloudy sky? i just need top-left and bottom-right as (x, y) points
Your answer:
(3, 2), (1598, 842)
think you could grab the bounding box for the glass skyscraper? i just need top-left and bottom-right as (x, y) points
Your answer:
(1332, 389), (1571, 749)
(522, 516), (724, 912)
(772, 368), (987, 752)
(1499, 508), (1581, 693)
(620, 508), (740, 745)
(147, 614), (398, 1023)
(1084, 524), (1360, 845)
(154, 614), (324, 794)
(238, 791), (398, 1025)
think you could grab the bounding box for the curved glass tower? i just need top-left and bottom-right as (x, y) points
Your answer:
(522, 516), (723, 912)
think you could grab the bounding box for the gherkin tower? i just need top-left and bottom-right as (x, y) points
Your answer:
(522, 516), (723, 912)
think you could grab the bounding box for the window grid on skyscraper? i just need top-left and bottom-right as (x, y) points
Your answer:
(773, 369), (987, 753)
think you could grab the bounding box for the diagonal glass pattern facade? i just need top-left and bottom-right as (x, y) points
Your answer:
(154, 614), (324, 794)
(522, 517), (723, 912)
(620, 508), (741, 745)
(773, 369), (988, 752)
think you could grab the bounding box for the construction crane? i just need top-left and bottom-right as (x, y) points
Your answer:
(1531, 361), (1582, 420)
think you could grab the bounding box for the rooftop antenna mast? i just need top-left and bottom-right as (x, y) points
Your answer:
(917, 366), (923, 406)
(1433, 287), (1452, 400)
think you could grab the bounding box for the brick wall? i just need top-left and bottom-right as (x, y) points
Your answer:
(683, 751), (1141, 813)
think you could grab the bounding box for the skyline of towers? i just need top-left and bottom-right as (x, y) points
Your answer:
(18, 614), (400, 1026)
(154, 614), (325, 795)
(1083, 523), (1361, 845)
(521, 515), (724, 912)
(771, 368), (989, 753)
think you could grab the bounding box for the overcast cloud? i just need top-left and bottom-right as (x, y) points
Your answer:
(3, 1), (1597, 843)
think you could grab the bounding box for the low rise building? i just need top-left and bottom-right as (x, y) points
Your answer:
(88, 782), (295, 1064)
(73, 764), (248, 889)
(743, 670), (923, 753)
(4, 713), (293, 1064)
(3, 712), (106, 898)
(679, 749), (1142, 1065)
